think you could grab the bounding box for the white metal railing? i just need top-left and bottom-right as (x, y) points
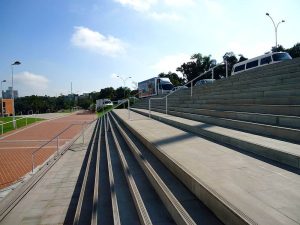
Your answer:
(0, 114), (36, 135)
(148, 63), (224, 117)
(31, 122), (91, 173)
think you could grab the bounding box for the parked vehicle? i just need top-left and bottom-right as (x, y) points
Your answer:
(171, 85), (188, 92)
(138, 77), (174, 98)
(195, 79), (215, 86)
(96, 98), (113, 109)
(231, 52), (292, 75)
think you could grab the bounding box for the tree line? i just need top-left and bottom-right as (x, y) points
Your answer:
(159, 43), (300, 85)
(14, 86), (138, 114)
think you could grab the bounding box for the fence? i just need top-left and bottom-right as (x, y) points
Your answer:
(0, 114), (37, 135)
(31, 121), (92, 173)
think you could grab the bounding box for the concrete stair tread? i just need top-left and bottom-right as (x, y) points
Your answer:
(115, 109), (300, 225)
(168, 106), (300, 119)
(132, 108), (300, 157)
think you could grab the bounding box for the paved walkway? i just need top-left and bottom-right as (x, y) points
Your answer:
(114, 109), (300, 225)
(0, 112), (96, 189)
(0, 120), (97, 225)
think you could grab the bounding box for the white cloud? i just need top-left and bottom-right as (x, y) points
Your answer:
(114, 0), (157, 12)
(71, 26), (126, 56)
(152, 53), (191, 74)
(203, 0), (224, 15)
(14, 72), (49, 96)
(164, 0), (195, 7)
(150, 11), (182, 21)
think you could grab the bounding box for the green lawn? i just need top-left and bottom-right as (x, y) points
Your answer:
(97, 106), (113, 117)
(0, 117), (44, 134)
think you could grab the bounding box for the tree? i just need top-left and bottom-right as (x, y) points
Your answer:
(271, 44), (285, 53)
(158, 72), (186, 86)
(176, 53), (213, 82)
(286, 43), (300, 58)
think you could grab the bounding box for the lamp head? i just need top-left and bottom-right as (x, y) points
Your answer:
(2, 80), (6, 82)
(266, 13), (269, 16)
(12, 61), (21, 66)
(282, 20), (285, 23)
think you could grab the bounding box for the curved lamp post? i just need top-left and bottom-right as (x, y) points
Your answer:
(11, 61), (21, 128)
(266, 13), (285, 48)
(117, 75), (132, 98)
(1, 80), (6, 117)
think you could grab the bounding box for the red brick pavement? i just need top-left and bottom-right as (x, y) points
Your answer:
(0, 112), (96, 189)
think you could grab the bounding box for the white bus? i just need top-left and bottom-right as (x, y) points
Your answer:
(231, 52), (292, 75)
(138, 77), (174, 98)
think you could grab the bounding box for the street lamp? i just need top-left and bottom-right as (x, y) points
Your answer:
(117, 75), (132, 98)
(11, 61), (21, 128)
(1, 80), (6, 117)
(266, 12), (285, 48)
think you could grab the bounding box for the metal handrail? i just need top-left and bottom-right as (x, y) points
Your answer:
(0, 114), (35, 135)
(31, 120), (95, 173)
(148, 62), (224, 117)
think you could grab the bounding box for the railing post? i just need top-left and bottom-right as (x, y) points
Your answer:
(149, 99), (151, 118)
(57, 136), (59, 156)
(166, 96), (168, 115)
(32, 153), (35, 173)
(82, 123), (85, 144)
(128, 99), (131, 120)
(212, 68), (214, 80)
(191, 80), (193, 97)
(225, 60), (228, 78)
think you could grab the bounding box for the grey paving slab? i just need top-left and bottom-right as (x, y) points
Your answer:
(0, 120), (97, 225)
(114, 109), (300, 225)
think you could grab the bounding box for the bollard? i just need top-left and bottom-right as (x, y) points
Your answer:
(26, 117), (27, 126)
(1, 124), (3, 135)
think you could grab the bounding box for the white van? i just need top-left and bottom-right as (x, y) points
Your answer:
(231, 52), (292, 75)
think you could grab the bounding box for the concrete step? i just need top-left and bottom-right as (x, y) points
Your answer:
(182, 96), (300, 105)
(167, 106), (300, 129)
(109, 113), (223, 225)
(188, 80), (300, 99)
(192, 70), (300, 94)
(130, 108), (300, 169)
(143, 96), (300, 106)
(114, 109), (300, 225)
(144, 107), (300, 143)
(181, 103), (300, 116)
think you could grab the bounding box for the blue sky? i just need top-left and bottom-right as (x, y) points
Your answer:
(0, 0), (299, 96)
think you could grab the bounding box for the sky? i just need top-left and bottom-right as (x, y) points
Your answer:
(0, 0), (299, 97)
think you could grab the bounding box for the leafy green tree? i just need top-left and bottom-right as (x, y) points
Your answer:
(286, 43), (300, 58)
(158, 72), (186, 86)
(176, 53), (214, 82)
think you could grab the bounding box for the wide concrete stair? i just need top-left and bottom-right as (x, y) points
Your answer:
(132, 58), (300, 169)
(112, 109), (300, 225)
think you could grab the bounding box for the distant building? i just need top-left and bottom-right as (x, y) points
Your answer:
(2, 87), (18, 99)
(2, 99), (14, 116)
